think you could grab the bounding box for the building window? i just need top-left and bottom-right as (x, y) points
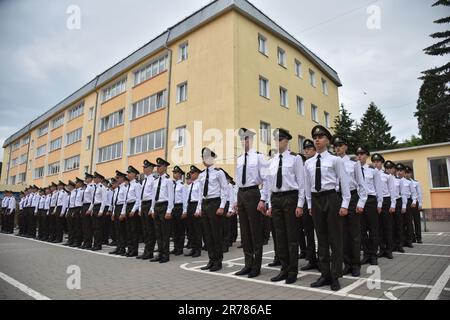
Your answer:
(295, 59), (302, 78)
(280, 87), (288, 108)
(278, 47), (286, 67)
(258, 34), (268, 55)
(131, 90), (167, 120)
(259, 77), (269, 99)
(260, 121), (271, 145)
(98, 142), (123, 164)
(134, 55), (168, 86)
(175, 126), (186, 148)
(10, 158), (18, 168)
(129, 129), (166, 156)
(177, 82), (188, 103)
(309, 69), (317, 87)
(18, 154), (28, 165)
(430, 157), (450, 189)
(50, 137), (62, 152)
(322, 78), (329, 95)
(36, 145), (46, 158)
(179, 42), (189, 62)
(68, 101), (84, 121)
(12, 141), (20, 151)
(52, 114), (65, 129)
(100, 109), (124, 132)
(21, 136), (30, 146)
(38, 125), (49, 137)
(298, 136), (306, 154)
(64, 155), (80, 172)
(297, 96), (305, 116)
(18, 173), (26, 183)
(324, 112), (331, 128)
(84, 166), (89, 174)
(65, 128), (82, 146)
(34, 167), (45, 179)
(48, 162), (60, 176)
(102, 78), (127, 102)
(86, 135), (92, 150)
(9, 176), (16, 185)
(89, 107), (95, 121)
(311, 104), (319, 122)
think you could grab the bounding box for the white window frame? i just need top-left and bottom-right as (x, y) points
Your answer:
(89, 107), (95, 121)
(97, 142), (123, 164)
(311, 104), (319, 123)
(428, 157), (450, 190)
(295, 59), (302, 78)
(260, 121), (271, 146)
(176, 82), (188, 104)
(65, 128), (82, 146)
(102, 78), (127, 103)
(86, 135), (92, 150)
(36, 144), (46, 158)
(64, 155), (80, 172)
(50, 137), (62, 152)
(129, 129), (166, 156)
(131, 90), (167, 120)
(100, 109), (124, 132)
(133, 55), (168, 86)
(277, 47), (286, 67)
(179, 42), (189, 62)
(298, 136), (306, 154)
(38, 125), (49, 137)
(259, 76), (269, 99)
(68, 102), (84, 121)
(34, 167), (45, 179)
(18, 173), (26, 183)
(309, 69), (317, 87)
(280, 87), (288, 108)
(258, 34), (268, 56)
(322, 78), (329, 96)
(297, 96), (305, 116)
(324, 111), (331, 128)
(52, 114), (65, 129)
(47, 162), (60, 176)
(175, 126), (186, 148)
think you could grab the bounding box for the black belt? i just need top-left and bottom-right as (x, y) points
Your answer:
(93, 203), (102, 207)
(312, 190), (336, 197)
(383, 197), (391, 201)
(338, 190), (358, 197)
(155, 201), (168, 206)
(202, 197), (221, 202)
(188, 201), (198, 205)
(141, 200), (152, 205)
(239, 186), (259, 192)
(174, 203), (183, 207)
(368, 195), (377, 199)
(272, 190), (298, 197)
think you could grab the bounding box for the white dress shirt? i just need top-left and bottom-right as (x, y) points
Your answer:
(120, 180), (141, 215)
(50, 191), (58, 207)
(413, 180), (423, 208)
(83, 183), (96, 205)
(184, 180), (202, 213)
(341, 155), (368, 209)
(376, 169), (396, 209)
(150, 175), (175, 214)
(140, 175), (155, 203)
(55, 189), (68, 215)
(362, 164), (383, 201)
(115, 183), (128, 216)
(31, 193), (40, 213)
(8, 196), (16, 214)
(174, 179), (188, 213)
(236, 149), (269, 201)
(38, 195), (46, 210)
(74, 188), (84, 208)
(266, 150), (306, 209)
(68, 189), (78, 209)
(304, 150), (351, 210)
(19, 198), (25, 211)
(105, 189), (113, 212)
(44, 194), (51, 212)
(401, 178), (417, 207)
(196, 166), (228, 213)
(89, 183), (108, 214)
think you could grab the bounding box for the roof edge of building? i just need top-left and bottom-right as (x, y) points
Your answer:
(3, 0), (341, 149)
(375, 142), (450, 155)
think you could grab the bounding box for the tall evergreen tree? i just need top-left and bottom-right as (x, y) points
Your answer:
(416, 0), (450, 143)
(354, 102), (398, 151)
(332, 104), (358, 153)
(415, 74), (450, 143)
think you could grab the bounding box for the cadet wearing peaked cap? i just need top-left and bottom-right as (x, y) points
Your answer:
(137, 159), (157, 260)
(122, 166), (142, 257)
(172, 165), (187, 256)
(85, 172), (94, 180)
(156, 158), (171, 167)
(312, 125), (332, 141)
(303, 139), (316, 151)
(190, 165), (202, 174)
(356, 146), (370, 156)
(403, 166), (418, 247)
(127, 166), (140, 176)
(406, 167), (423, 244)
(75, 177), (84, 184)
(58, 181), (66, 187)
(202, 148), (217, 159)
(267, 128), (306, 285)
(305, 128), (351, 291)
(238, 128), (257, 139)
(172, 166), (185, 175)
(234, 127), (270, 279)
(143, 160), (157, 168)
(115, 170), (126, 178)
(371, 153), (385, 163)
(94, 172), (105, 180)
(384, 161), (396, 169)
(82, 172), (96, 250)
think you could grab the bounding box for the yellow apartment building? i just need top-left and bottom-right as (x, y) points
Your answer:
(1, 0), (342, 190)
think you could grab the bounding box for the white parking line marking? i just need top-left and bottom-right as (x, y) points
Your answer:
(180, 263), (384, 300)
(416, 243), (450, 248)
(0, 234), (127, 259)
(394, 252), (450, 258)
(0, 272), (50, 300)
(425, 265), (450, 300)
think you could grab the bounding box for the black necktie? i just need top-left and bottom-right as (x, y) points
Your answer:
(361, 167), (366, 180)
(203, 168), (209, 198)
(315, 154), (322, 192)
(242, 153), (248, 186)
(276, 155), (283, 189)
(114, 188), (119, 206)
(92, 185), (97, 204)
(124, 184), (130, 204)
(188, 183), (194, 203)
(155, 177), (162, 202)
(141, 178), (147, 200)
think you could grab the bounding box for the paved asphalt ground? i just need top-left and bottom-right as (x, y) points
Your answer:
(0, 222), (449, 300)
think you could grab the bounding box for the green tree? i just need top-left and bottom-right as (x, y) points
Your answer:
(415, 74), (450, 143)
(397, 135), (424, 148)
(416, 0), (450, 144)
(354, 102), (398, 151)
(332, 104), (358, 153)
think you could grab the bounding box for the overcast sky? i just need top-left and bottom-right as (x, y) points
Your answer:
(0, 0), (448, 160)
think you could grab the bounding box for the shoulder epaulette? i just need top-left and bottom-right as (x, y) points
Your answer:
(290, 152), (298, 156)
(214, 168), (221, 171)
(369, 165), (375, 169)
